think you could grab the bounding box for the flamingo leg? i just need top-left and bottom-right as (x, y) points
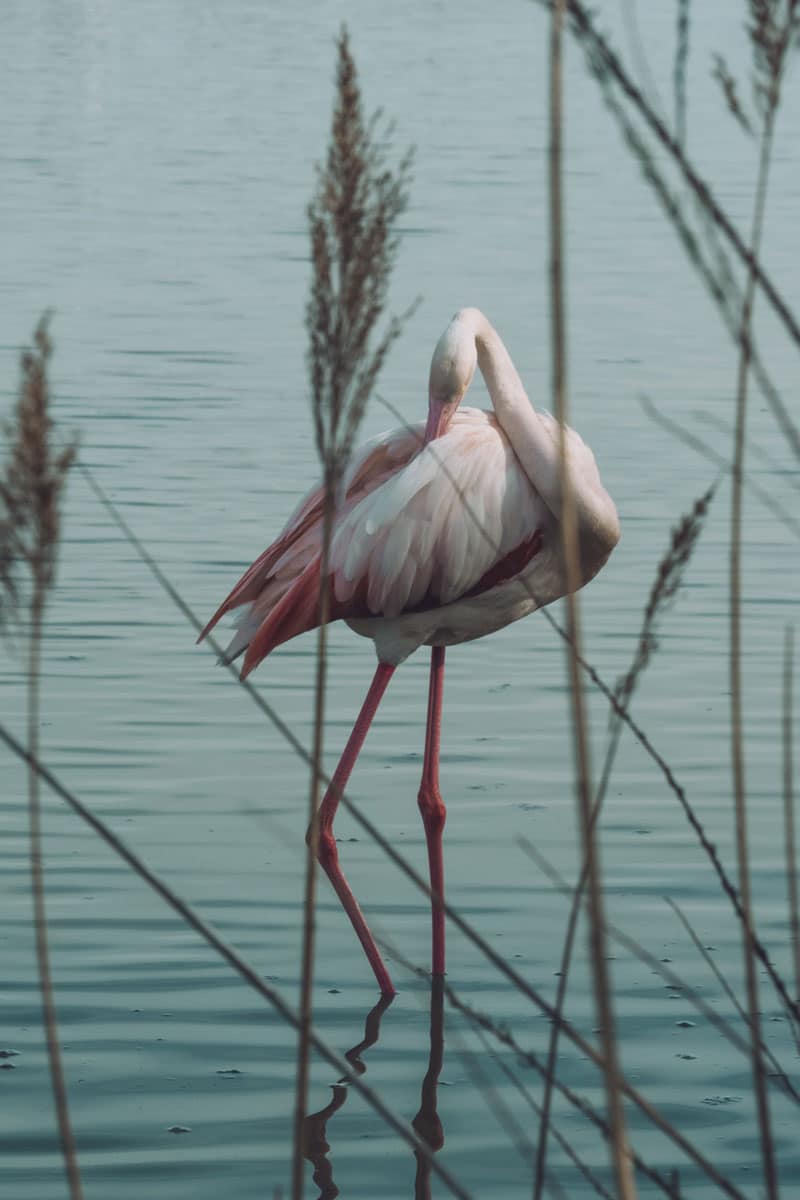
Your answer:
(313, 661), (396, 995)
(417, 645), (447, 976)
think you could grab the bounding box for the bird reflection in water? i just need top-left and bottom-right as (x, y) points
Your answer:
(302, 993), (393, 1198)
(411, 974), (446, 1200)
(302, 978), (446, 1199)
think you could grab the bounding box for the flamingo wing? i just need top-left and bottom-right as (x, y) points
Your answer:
(216, 410), (548, 678)
(198, 423), (424, 656)
(328, 410), (547, 617)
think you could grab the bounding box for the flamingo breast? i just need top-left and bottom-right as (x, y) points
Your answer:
(329, 408), (551, 621)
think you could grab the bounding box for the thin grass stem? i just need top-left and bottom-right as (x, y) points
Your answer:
(442, 979), (728, 1199)
(665, 893), (799, 1069)
(549, 5), (634, 1192)
(783, 626), (799, 1005)
(728, 81), (780, 1200)
(693, 409), (800, 496)
(535, 488), (714, 1195)
(519, 837), (799, 1103)
(2, 319), (82, 1199)
(460, 1025), (535, 1166)
(673, 0), (689, 147)
(642, 399), (800, 540)
(291, 492), (333, 1200)
(667, 897), (754, 1030)
(27, 593), (84, 1200)
(619, 0), (663, 114)
(478, 1024), (616, 1200)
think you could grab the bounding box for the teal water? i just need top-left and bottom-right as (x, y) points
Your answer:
(1, 2), (799, 1197)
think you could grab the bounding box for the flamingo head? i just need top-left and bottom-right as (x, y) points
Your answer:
(424, 310), (479, 443)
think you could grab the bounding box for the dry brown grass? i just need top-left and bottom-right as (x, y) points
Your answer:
(548, 1), (634, 1193)
(294, 26), (414, 1200)
(0, 318), (80, 1199)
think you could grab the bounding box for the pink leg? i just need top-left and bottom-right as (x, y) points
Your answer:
(312, 662), (396, 995)
(418, 646), (447, 976)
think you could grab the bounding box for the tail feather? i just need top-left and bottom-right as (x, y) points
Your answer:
(199, 427), (423, 672)
(240, 558), (325, 679)
(197, 489), (325, 645)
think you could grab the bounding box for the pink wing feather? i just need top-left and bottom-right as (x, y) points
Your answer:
(197, 482), (326, 642)
(200, 411), (548, 679)
(198, 427), (424, 673)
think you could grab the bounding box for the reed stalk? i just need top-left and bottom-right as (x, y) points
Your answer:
(673, 0), (690, 148)
(292, 498), (331, 1200)
(728, 7), (797, 1188)
(533, 489), (714, 1197)
(784, 626), (799, 1004)
(643, 399), (800, 540)
(694, 410), (800, 494)
(443, 978), (737, 1199)
(548, 2), (635, 1194)
(0, 319), (80, 1198)
(292, 28), (412, 1198)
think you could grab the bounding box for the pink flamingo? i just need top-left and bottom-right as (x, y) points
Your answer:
(200, 308), (620, 995)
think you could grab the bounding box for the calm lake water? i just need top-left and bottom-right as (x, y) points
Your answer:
(2, 2), (799, 1197)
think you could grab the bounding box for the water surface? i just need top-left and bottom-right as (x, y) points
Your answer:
(2, 2), (799, 1197)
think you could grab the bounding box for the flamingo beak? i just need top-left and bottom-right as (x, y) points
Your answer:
(423, 393), (462, 444)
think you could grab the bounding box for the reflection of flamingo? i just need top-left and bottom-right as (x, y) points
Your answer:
(302, 994), (393, 1199)
(412, 975), (446, 1200)
(201, 308), (620, 995)
(301, 983), (445, 1200)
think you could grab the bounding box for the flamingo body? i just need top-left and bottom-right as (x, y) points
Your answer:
(200, 308), (620, 993)
(201, 312), (619, 674)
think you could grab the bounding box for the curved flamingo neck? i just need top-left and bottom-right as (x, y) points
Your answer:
(471, 315), (530, 424)
(424, 308), (529, 445)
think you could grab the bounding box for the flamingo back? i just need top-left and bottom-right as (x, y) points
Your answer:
(202, 409), (551, 676)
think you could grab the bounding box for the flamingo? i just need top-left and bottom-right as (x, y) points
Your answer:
(200, 307), (620, 995)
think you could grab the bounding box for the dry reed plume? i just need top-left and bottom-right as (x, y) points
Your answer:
(0, 317), (80, 1199)
(307, 27), (413, 484)
(1, 317), (76, 624)
(294, 27), (412, 1200)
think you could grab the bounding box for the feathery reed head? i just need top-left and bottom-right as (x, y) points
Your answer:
(747, 0), (799, 114)
(614, 484), (715, 710)
(712, 54), (755, 135)
(0, 315), (76, 628)
(307, 27), (413, 484)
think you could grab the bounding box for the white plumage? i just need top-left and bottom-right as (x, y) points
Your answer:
(199, 307), (621, 995)
(201, 307), (619, 674)
(329, 409), (544, 620)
